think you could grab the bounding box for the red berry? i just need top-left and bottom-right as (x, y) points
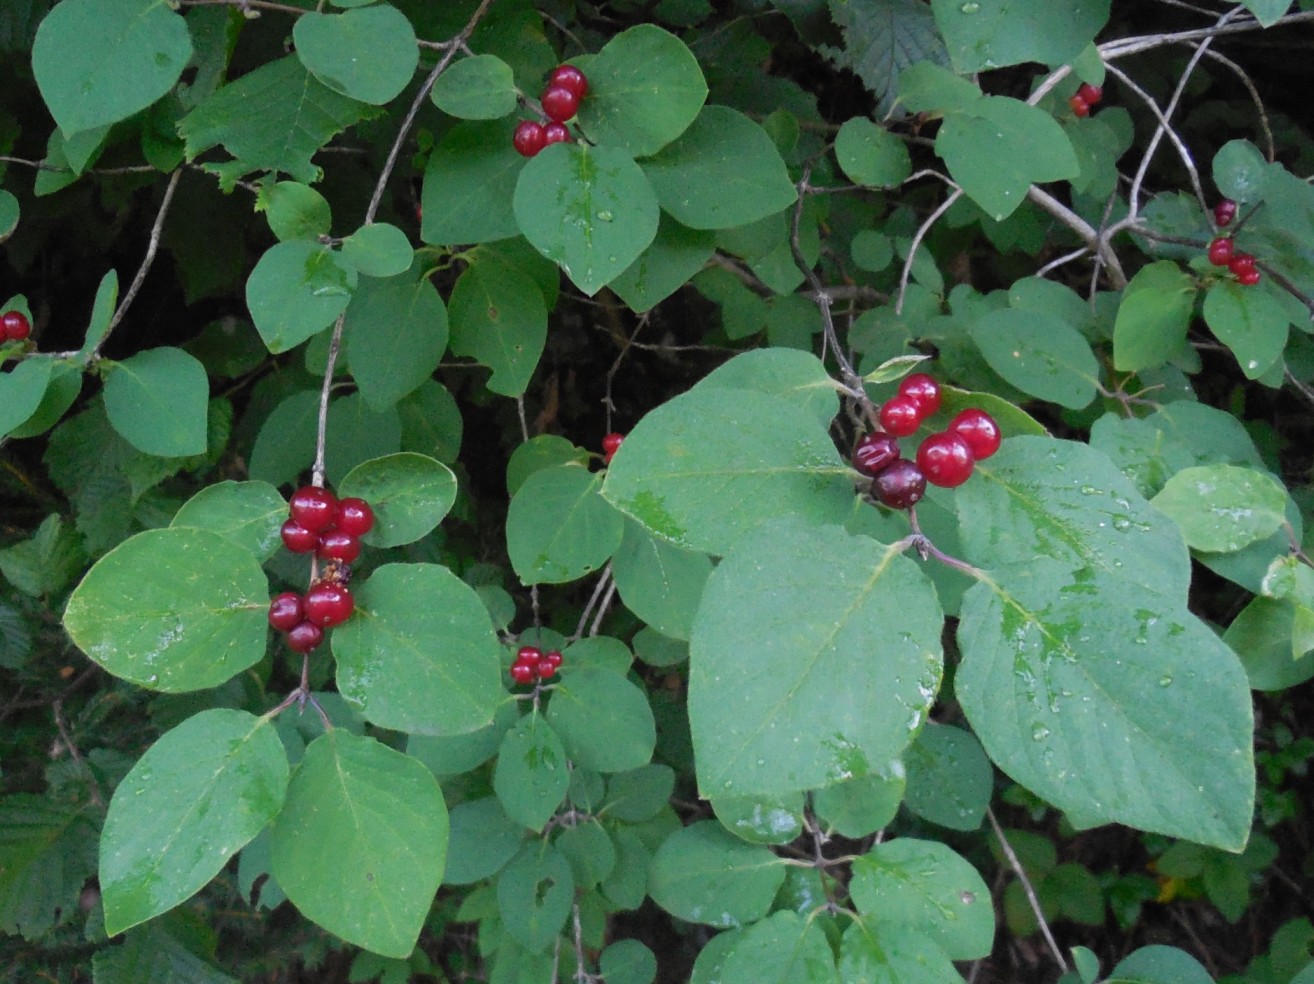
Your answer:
(602, 433), (625, 455)
(287, 620), (324, 653)
(517, 645), (543, 665)
(535, 659), (557, 680)
(916, 432), (975, 488)
(336, 498), (374, 536)
(1228, 252), (1257, 275)
(1068, 94), (1090, 117)
(268, 592), (304, 632)
(852, 432), (900, 478)
(1237, 269), (1262, 286)
(548, 65), (588, 99)
(510, 662), (536, 684)
(898, 373), (942, 416)
(948, 409), (1002, 461)
(280, 519), (319, 554)
(1207, 237), (1234, 266)
(1076, 83), (1103, 105)
(541, 86), (580, 123)
(317, 529), (361, 563)
(304, 582), (354, 627)
(1214, 198), (1237, 227)
(289, 485), (339, 533)
(879, 396), (923, 437)
(2, 311), (31, 341)
(544, 649), (563, 668)
(873, 459), (927, 510)
(513, 120), (546, 158)
(543, 122), (571, 146)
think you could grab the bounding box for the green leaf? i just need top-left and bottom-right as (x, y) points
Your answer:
(849, 839), (994, 959)
(1107, 945), (1214, 984)
(293, 5), (417, 105)
(63, 528), (268, 692)
(506, 464), (623, 584)
(513, 142), (660, 296)
(641, 106), (797, 229)
(601, 388), (853, 555)
(78, 269), (118, 361)
(271, 731), (447, 958)
(0, 514), (84, 598)
(718, 910), (838, 984)
(837, 921), (963, 984)
(690, 520), (943, 798)
(338, 452), (457, 547)
(603, 764), (676, 822)
(406, 700), (517, 778)
(420, 119), (524, 244)
(331, 563), (503, 735)
(610, 213), (716, 313)
(32, 0), (192, 133)
(555, 821), (616, 888)
(896, 60), (981, 115)
(545, 667), (656, 773)
(1151, 464), (1288, 553)
(432, 53), (517, 119)
(493, 711), (570, 830)
(443, 797), (525, 885)
(1202, 281), (1289, 379)
(345, 268), (447, 411)
(506, 435), (590, 497)
(341, 223), (414, 279)
(6, 362), (82, 440)
(691, 344), (841, 432)
(969, 309), (1099, 409)
(648, 821), (785, 927)
(902, 723), (992, 831)
(0, 795), (98, 940)
(246, 240), (357, 353)
(0, 189), (18, 241)
(447, 248), (547, 396)
(92, 923), (238, 984)
(1213, 138), (1268, 204)
(712, 793), (804, 845)
(937, 97), (1079, 220)
(611, 519), (712, 640)
(0, 358), (54, 439)
(828, 0), (953, 116)
(1224, 599), (1314, 691)
(170, 480), (286, 561)
(258, 181), (332, 242)
(1113, 261), (1197, 372)
(932, 0), (1111, 73)
(103, 347), (209, 457)
(101, 710), (288, 935)
(834, 117), (911, 188)
(575, 24), (707, 157)
(496, 843), (574, 953)
(398, 381), (463, 464)
(601, 940), (658, 984)
(812, 766), (905, 838)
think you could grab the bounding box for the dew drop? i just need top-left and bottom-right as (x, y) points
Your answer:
(960, 1), (980, 11)
(596, 210), (614, 222)
(1158, 674), (1173, 687)
(1031, 723), (1051, 741)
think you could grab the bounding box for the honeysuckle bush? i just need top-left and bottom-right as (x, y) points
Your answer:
(3, 0), (1314, 982)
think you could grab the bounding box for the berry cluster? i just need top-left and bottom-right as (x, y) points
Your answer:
(1068, 82), (1103, 118)
(1205, 199), (1259, 286)
(513, 65), (589, 158)
(1, 310), (31, 342)
(602, 432), (624, 464)
(509, 645), (562, 685)
(853, 374), (1001, 510)
(268, 575), (354, 654)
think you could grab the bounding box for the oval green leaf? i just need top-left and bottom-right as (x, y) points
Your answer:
(0, 359), (55, 440)
(338, 452), (457, 547)
(1151, 464), (1288, 553)
(648, 821), (785, 927)
(610, 519), (712, 641)
(293, 5), (418, 105)
(496, 843), (574, 953)
(493, 711), (570, 830)
(170, 480), (286, 561)
(344, 268), (448, 411)
(103, 347), (209, 457)
(506, 464), (624, 585)
(969, 309), (1099, 409)
(432, 53), (517, 120)
(545, 667), (656, 773)
(834, 117), (912, 188)
(246, 240), (357, 354)
(341, 223), (414, 278)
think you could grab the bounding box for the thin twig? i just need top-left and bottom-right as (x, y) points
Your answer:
(53, 699), (104, 808)
(895, 188), (961, 314)
(1196, 47), (1274, 162)
(1027, 185), (1128, 289)
(587, 579), (617, 638)
(572, 565), (614, 642)
(988, 807), (1069, 974)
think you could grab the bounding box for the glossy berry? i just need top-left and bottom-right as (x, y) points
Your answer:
(879, 396), (923, 437)
(1207, 236), (1234, 266)
(543, 122), (571, 146)
(1068, 95), (1090, 118)
(289, 485), (339, 533)
(317, 529), (361, 563)
(916, 432), (975, 488)
(544, 649), (563, 669)
(873, 459), (927, 510)
(852, 432), (900, 478)
(1076, 83), (1103, 105)
(517, 645), (543, 665)
(2, 311), (31, 341)
(513, 120), (547, 158)
(280, 519), (320, 554)
(602, 432), (625, 463)
(535, 659), (558, 680)
(268, 592), (304, 632)
(1237, 268), (1262, 286)
(510, 662), (537, 684)
(948, 408), (1002, 461)
(1214, 198), (1237, 227)
(548, 65), (588, 99)
(898, 373), (942, 416)
(287, 620), (324, 654)
(336, 498), (375, 536)
(303, 582), (354, 627)
(1228, 252), (1257, 276)
(541, 86), (580, 123)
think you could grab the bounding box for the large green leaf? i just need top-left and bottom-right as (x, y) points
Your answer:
(338, 452), (457, 548)
(447, 248), (547, 396)
(293, 5), (417, 105)
(421, 119), (524, 244)
(506, 464), (624, 584)
(690, 520), (943, 798)
(92, 923), (238, 984)
(513, 142), (660, 296)
(1151, 464), (1288, 553)
(837, 921), (963, 984)
(969, 310), (1099, 409)
(718, 911), (838, 984)
(345, 268), (447, 412)
(690, 347), (841, 431)
(63, 528), (268, 692)
(33, 0), (192, 134)
(0, 795), (98, 940)
(545, 667), (656, 773)
(610, 213), (716, 313)
(170, 480), (285, 562)
(331, 563), (502, 735)
(610, 519), (713, 640)
(101, 710), (288, 935)
(601, 387), (853, 555)
(431, 53), (517, 120)
(648, 821), (786, 927)
(1202, 280), (1289, 379)
(270, 731), (447, 958)
(246, 240), (357, 353)
(1113, 261), (1197, 373)
(932, 0), (1110, 73)
(825, 0), (951, 116)
(102, 347), (209, 457)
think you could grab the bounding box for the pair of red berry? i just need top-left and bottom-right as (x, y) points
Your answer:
(602, 432), (624, 464)
(1068, 82), (1103, 118)
(509, 645), (562, 684)
(279, 485), (375, 563)
(1207, 237), (1261, 286)
(269, 574), (355, 653)
(1, 310), (31, 342)
(853, 374), (1001, 509)
(513, 64), (589, 158)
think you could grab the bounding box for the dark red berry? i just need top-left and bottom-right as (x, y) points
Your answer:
(304, 582), (354, 627)
(317, 529), (361, 563)
(548, 65), (588, 99)
(287, 620), (324, 653)
(852, 433), (900, 478)
(602, 433), (625, 457)
(268, 592), (304, 632)
(879, 396), (923, 437)
(541, 86), (580, 123)
(1237, 268), (1262, 286)
(280, 519), (320, 554)
(1228, 252), (1257, 275)
(1068, 95), (1089, 117)
(1076, 83), (1103, 105)
(917, 432), (975, 488)
(873, 459), (927, 510)
(517, 645), (543, 665)
(948, 409), (1002, 461)
(1214, 198), (1237, 227)
(2, 311), (31, 341)
(513, 120), (546, 158)
(543, 122), (571, 146)
(898, 373), (942, 416)
(1207, 237), (1234, 266)
(510, 662), (536, 684)
(544, 649), (563, 668)
(336, 498), (374, 536)
(535, 659), (557, 680)
(289, 485), (339, 533)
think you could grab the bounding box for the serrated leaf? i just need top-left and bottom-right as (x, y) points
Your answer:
(170, 480), (285, 561)
(293, 5), (417, 105)
(331, 563), (502, 735)
(431, 53), (516, 119)
(1151, 464), (1288, 553)
(1113, 261), (1197, 372)
(0, 795), (98, 939)
(0, 514), (84, 597)
(932, 0), (1110, 73)
(101, 710), (288, 935)
(545, 667), (656, 773)
(246, 240), (357, 353)
(648, 821), (785, 927)
(344, 268), (447, 411)
(969, 309), (1099, 409)
(834, 117), (911, 187)
(496, 843), (574, 953)
(1202, 281), (1289, 379)
(447, 248), (547, 396)
(825, 0), (951, 116)
(493, 711), (570, 830)
(506, 464), (623, 584)
(92, 923), (239, 984)
(270, 731), (447, 958)
(103, 347), (209, 457)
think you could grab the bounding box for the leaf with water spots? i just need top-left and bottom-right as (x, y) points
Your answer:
(1151, 464), (1288, 553)
(648, 820), (786, 927)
